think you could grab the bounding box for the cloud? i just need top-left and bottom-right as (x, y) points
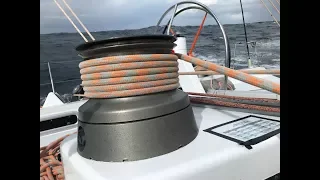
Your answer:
(40, 0), (280, 34)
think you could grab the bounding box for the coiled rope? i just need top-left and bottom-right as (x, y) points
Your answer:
(79, 54), (180, 98)
(79, 53), (280, 99)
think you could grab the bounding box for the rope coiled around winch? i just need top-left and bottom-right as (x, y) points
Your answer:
(79, 54), (180, 98)
(79, 53), (280, 99)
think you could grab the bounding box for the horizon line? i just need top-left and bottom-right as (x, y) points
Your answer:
(40, 20), (279, 35)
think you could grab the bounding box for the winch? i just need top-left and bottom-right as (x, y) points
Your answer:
(75, 35), (199, 162)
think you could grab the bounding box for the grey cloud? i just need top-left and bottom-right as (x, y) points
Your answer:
(40, 0), (280, 34)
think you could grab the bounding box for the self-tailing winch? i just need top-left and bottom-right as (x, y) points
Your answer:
(75, 35), (199, 162)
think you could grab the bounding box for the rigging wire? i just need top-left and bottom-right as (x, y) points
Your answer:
(259, 0), (280, 27)
(53, 0), (88, 42)
(61, 0), (95, 41)
(267, 0), (280, 14)
(239, 0), (252, 67)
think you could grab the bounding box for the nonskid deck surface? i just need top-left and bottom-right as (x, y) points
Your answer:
(59, 105), (280, 180)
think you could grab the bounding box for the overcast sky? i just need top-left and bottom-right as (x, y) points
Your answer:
(40, 0), (280, 34)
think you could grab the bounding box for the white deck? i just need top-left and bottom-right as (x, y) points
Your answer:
(40, 100), (86, 147)
(60, 105), (280, 180)
(40, 68), (280, 179)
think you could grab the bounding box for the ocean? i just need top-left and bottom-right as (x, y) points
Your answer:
(40, 21), (280, 105)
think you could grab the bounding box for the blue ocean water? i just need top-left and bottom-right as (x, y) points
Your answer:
(40, 21), (280, 104)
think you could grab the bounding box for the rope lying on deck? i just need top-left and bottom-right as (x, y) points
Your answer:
(187, 92), (280, 103)
(187, 92), (280, 114)
(40, 134), (74, 180)
(79, 53), (280, 98)
(190, 96), (280, 113)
